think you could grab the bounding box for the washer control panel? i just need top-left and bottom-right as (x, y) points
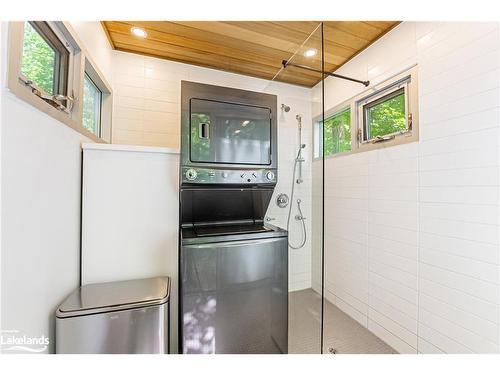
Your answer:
(181, 167), (277, 184)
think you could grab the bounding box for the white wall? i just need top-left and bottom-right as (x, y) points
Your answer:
(69, 22), (113, 83)
(313, 22), (500, 353)
(110, 50), (316, 292)
(0, 21), (112, 354)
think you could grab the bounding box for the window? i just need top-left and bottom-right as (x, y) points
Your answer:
(19, 22), (72, 111)
(83, 73), (102, 136)
(8, 22), (113, 143)
(357, 74), (413, 144)
(21, 22), (57, 95)
(82, 58), (113, 142)
(363, 88), (406, 140)
(324, 108), (351, 156)
(313, 66), (418, 158)
(315, 108), (352, 158)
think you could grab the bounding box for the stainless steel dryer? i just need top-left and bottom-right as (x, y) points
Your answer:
(179, 81), (287, 354)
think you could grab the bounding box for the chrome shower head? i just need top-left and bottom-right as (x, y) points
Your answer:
(281, 104), (290, 112)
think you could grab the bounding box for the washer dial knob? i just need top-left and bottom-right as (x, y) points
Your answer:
(185, 168), (198, 181)
(266, 171), (275, 181)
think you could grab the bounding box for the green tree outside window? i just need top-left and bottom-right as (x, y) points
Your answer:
(83, 74), (102, 135)
(365, 91), (406, 139)
(21, 22), (56, 95)
(322, 108), (351, 156)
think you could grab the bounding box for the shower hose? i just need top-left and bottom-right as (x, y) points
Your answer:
(286, 147), (307, 249)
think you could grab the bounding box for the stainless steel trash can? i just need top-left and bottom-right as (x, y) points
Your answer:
(56, 277), (170, 354)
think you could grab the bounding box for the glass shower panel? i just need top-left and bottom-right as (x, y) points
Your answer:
(262, 22), (325, 354)
(321, 22), (397, 354)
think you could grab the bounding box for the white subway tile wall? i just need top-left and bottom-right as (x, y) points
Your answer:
(313, 22), (500, 353)
(111, 50), (315, 292)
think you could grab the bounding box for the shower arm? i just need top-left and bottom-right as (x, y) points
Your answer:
(282, 60), (370, 87)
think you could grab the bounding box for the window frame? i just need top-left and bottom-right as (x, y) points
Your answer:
(355, 66), (418, 152)
(7, 21), (112, 143)
(313, 65), (419, 159)
(13, 22), (77, 114)
(357, 75), (411, 144)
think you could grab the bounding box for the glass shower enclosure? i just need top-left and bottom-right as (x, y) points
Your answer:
(263, 21), (325, 354)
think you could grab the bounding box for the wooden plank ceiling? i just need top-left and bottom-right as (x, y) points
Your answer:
(102, 21), (399, 87)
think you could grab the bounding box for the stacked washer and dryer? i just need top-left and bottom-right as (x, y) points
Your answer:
(179, 81), (288, 354)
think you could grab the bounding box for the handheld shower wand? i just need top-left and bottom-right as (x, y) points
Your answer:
(296, 115), (305, 184)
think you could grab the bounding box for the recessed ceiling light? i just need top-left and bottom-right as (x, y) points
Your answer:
(131, 27), (147, 38)
(304, 48), (317, 57)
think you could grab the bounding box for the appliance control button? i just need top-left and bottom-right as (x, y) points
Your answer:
(185, 168), (198, 181)
(266, 171), (275, 181)
(222, 171), (228, 178)
(240, 173), (246, 179)
(252, 172), (257, 178)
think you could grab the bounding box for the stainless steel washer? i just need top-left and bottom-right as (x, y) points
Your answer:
(181, 224), (288, 354)
(55, 277), (170, 354)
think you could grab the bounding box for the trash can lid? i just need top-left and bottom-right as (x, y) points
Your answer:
(56, 276), (170, 318)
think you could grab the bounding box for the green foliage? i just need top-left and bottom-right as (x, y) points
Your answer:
(83, 75), (101, 135)
(323, 108), (351, 156)
(366, 92), (406, 138)
(21, 22), (55, 94)
(320, 92), (406, 156)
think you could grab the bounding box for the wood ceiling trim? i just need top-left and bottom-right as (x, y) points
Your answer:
(171, 21), (347, 63)
(223, 21), (360, 58)
(174, 21), (383, 64)
(106, 21), (340, 73)
(107, 22), (288, 72)
(109, 34), (281, 75)
(112, 21), (294, 57)
(111, 21), (343, 68)
(104, 21), (400, 87)
(107, 31), (329, 84)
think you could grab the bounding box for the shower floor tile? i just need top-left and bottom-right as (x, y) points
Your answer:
(289, 288), (397, 354)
